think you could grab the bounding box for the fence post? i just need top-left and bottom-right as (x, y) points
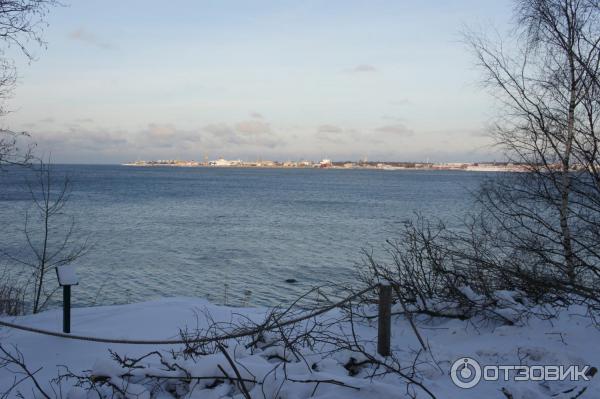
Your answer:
(63, 285), (71, 334)
(377, 282), (392, 357)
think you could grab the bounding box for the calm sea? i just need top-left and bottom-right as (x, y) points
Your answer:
(0, 165), (489, 308)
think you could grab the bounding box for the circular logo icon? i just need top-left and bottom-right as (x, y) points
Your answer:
(451, 357), (482, 389)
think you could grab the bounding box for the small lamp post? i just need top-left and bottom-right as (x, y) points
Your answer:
(55, 265), (79, 333)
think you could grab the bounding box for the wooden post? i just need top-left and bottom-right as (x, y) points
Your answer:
(377, 282), (392, 357)
(63, 285), (71, 333)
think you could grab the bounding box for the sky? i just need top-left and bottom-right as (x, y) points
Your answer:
(2, 1), (514, 164)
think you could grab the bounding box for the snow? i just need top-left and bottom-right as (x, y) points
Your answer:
(1, 297), (600, 398)
(55, 265), (79, 286)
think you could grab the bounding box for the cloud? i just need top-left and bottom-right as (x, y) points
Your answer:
(203, 123), (233, 137)
(139, 124), (178, 148)
(351, 64), (377, 73)
(31, 124), (210, 163)
(136, 123), (203, 148)
(315, 124), (363, 144)
(374, 123), (414, 136)
(145, 124), (178, 140)
(235, 120), (271, 135)
(35, 127), (128, 153)
(24, 120), (497, 164)
(204, 120), (281, 148)
(35, 123), (205, 154)
(39, 117), (55, 123)
(68, 28), (112, 49)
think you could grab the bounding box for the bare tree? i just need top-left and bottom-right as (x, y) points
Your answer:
(357, 0), (600, 322)
(1, 161), (88, 314)
(0, 0), (58, 167)
(459, 0), (600, 302)
(0, 130), (33, 169)
(0, 0), (58, 95)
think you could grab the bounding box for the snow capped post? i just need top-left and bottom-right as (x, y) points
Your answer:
(377, 282), (392, 357)
(55, 266), (79, 333)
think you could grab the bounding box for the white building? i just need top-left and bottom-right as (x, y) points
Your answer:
(209, 158), (241, 167)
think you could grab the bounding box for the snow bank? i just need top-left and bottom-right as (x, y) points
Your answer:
(1, 297), (599, 398)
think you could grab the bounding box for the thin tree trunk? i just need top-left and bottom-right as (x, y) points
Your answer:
(33, 170), (50, 314)
(559, 43), (577, 284)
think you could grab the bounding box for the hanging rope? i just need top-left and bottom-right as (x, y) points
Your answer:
(0, 285), (377, 345)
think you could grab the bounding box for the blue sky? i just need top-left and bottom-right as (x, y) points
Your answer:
(2, 1), (513, 163)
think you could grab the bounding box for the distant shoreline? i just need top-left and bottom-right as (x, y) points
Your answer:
(121, 161), (527, 172)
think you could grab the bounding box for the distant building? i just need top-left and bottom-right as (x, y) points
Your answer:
(432, 163), (468, 170)
(319, 159), (332, 168)
(209, 158), (241, 167)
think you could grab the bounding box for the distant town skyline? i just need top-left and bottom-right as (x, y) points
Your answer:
(2, 1), (513, 164)
(124, 157), (527, 172)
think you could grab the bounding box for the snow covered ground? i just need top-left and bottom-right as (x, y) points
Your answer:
(1, 297), (599, 398)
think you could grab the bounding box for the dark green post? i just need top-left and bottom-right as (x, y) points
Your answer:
(56, 265), (78, 334)
(63, 285), (71, 333)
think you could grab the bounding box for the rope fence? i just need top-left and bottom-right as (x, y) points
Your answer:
(0, 284), (382, 347)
